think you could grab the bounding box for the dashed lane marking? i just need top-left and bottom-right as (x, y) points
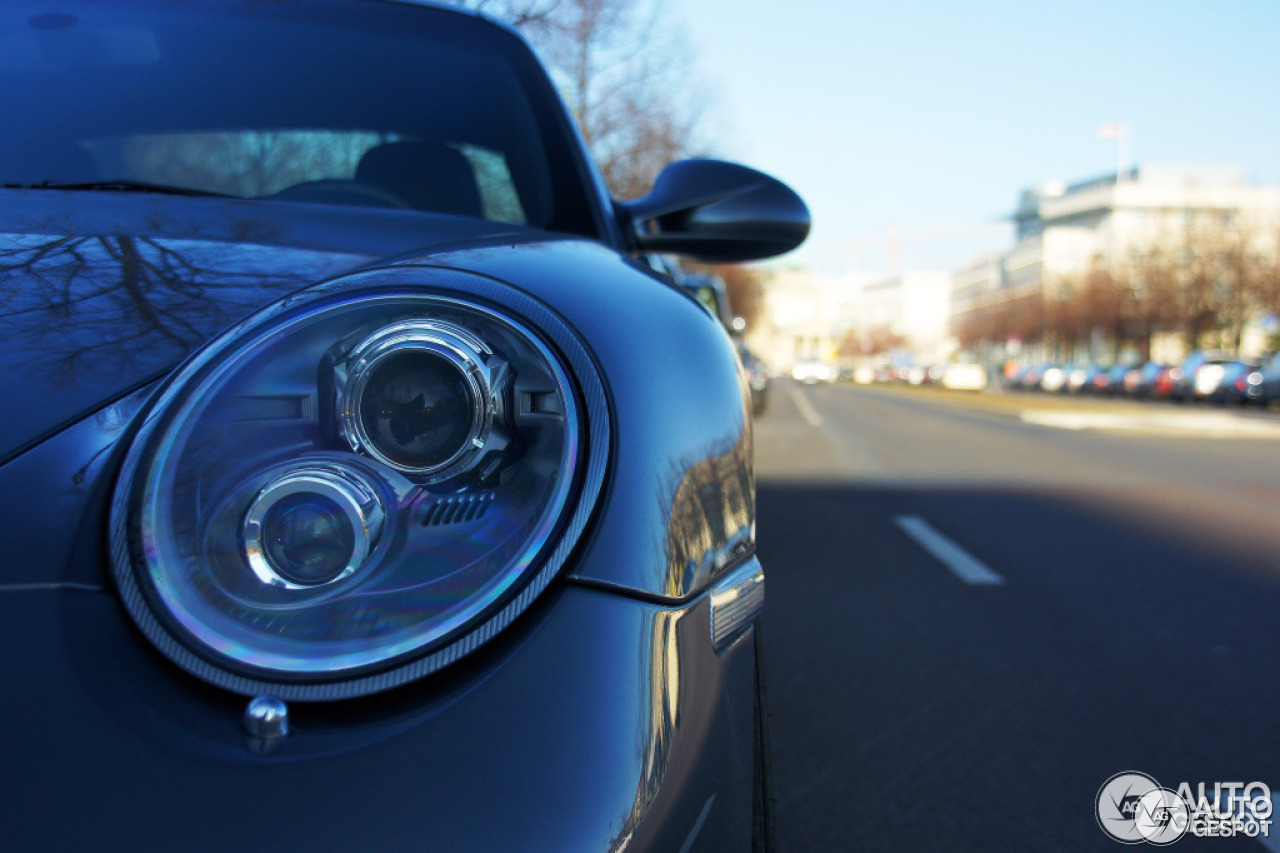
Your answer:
(894, 515), (1005, 586)
(786, 385), (824, 427)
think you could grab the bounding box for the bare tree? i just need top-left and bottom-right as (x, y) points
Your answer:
(0, 228), (324, 387)
(444, 0), (707, 199)
(1127, 224), (1275, 351)
(839, 325), (906, 357)
(955, 219), (1280, 359)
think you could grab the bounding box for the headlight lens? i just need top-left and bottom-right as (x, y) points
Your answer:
(111, 271), (608, 699)
(243, 464), (384, 589)
(339, 320), (498, 477)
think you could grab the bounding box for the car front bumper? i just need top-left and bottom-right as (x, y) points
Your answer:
(1, 573), (760, 851)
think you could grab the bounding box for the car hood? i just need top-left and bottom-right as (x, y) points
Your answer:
(0, 189), (532, 464)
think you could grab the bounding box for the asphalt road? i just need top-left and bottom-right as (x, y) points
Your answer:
(754, 382), (1280, 851)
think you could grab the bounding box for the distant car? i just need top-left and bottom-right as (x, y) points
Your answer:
(1171, 349), (1234, 401)
(740, 345), (772, 414)
(1254, 353), (1280, 408)
(681, 272), (736, 329)
(1018, 362), (1050, 391)
(793, 359), (834, 383)
(1008, 363), (1040, 391)
(677, 275), (772, 417)
(0, 1), (810, 848)
(1066, 364), (1106, 394)
(904, 365), (942, 385)
(1213, 359), (1262, 405)
(941, 362), (989, 391)
(1125, 362), (1167, 397)
(1153, 364), (1181, 399)
(1040, 365), (1069, 393)
(1099, 362), (1135, 395)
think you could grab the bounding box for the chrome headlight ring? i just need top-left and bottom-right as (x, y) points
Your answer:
(110, 266), (610, 701)
(336, 319), (501, 481)
(242, 464), (385, 590)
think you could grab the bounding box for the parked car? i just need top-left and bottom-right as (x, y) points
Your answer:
(677, 273), (772, 416)
(682, 272), (735, 329)
(904, 364), (943, 385)
(1126, 361), (1169, 398)
(1153, 364), (1181, 399)
(1255, 353), (1280, 408)
(0, 1), (810, 849)
(1100, 362), (1136, 396)
(1009, 363), (1044, 391)
(1170, 349), (1234, 401)
(1066, 364), (1106, 394)
(941, 361), (989, 391)
(740, 345), (772, 415)
(1213, 359), (1262, 405)
(1040, 364), (1069, 393)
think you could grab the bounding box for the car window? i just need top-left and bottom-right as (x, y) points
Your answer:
(81, 132), (529, 225)
(82, 130), (403, 199)
(0, 0), (597, 236)
(456, 143), (529, 225)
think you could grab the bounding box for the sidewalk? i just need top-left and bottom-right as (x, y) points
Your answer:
(851, 383), (1280, 438)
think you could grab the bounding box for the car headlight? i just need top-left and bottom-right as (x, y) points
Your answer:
(110, 268), (608, 700)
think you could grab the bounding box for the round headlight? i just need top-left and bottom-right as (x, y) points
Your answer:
(110, 269), (608, 699)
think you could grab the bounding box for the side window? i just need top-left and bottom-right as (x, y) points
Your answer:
(455, 144), (527, 225)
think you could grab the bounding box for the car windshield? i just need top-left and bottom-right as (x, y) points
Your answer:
(0, 0), (601, 236)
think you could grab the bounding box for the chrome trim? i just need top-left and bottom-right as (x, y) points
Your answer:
(243, 695), (290, 740)
(338, 320), (498, 479)
(708, 557), (764, 649)
(242, 464), (384, 589)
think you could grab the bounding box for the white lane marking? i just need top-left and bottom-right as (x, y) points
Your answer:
(894, 515), (1005, 586)
(786, 384), (823, 426)
(677, 794), (716, 853)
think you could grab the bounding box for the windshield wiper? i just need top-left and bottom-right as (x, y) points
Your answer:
(1, 180), (227, 197)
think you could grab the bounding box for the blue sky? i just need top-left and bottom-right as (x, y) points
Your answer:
(677, 0), (1280, 275)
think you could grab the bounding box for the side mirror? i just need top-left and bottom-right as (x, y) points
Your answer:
(618, 159), (810, 262)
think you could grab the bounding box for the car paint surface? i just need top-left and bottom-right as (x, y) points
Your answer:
(1, 568), (759, 850)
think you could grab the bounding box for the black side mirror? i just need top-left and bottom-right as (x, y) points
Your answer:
(618, 159), (810, 262)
